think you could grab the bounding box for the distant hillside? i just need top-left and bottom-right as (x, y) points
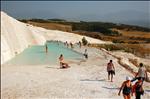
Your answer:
(19, 18), (150, 44)
(19, 19), (150, 33)
(47, 18), (67, 22)
(19, 18), (150, 37)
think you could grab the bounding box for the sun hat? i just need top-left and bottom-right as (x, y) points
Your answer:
(126, 76), (131, 81)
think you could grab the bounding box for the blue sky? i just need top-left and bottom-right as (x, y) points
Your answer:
(1, 1), (150, 27)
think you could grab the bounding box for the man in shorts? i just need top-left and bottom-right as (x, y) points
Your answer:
(132, 63), (148, 82)
(107, 60), (115, 82)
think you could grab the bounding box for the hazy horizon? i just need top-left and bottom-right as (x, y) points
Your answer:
(1, 1), (150, 28)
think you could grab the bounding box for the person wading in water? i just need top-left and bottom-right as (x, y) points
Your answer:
(45, 44), (48, 53)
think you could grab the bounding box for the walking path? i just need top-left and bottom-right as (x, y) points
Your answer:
(2, 46), (150, 99)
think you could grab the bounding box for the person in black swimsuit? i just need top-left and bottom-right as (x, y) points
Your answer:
(118, 76), (132, 99)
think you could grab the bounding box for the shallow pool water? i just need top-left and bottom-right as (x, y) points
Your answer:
(5, 41), (84, 65)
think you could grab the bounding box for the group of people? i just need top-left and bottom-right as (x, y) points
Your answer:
(59, 57), (147, 99)
(46, 41), (148, 99)
(118, 63), (148, 99)
(107, 60), (148, 99)
(118, 76), (145, 99)
(60, 41), (88, 69)
(64, 41), (74, 49)
(45, 41), (88, 69)
(64, 41), (83, 49)
(58, 49), (88, 69)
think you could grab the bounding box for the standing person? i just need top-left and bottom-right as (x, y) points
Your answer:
(79, 41), (82, 48)
(67, 43), (69, 48)
(107, 60), (115, 82)
(64, 42), (66, 46)
(59, 54), (69, 69)
(118, 76), (132, 99)
(65, 41), (68, 46)
(132, 78), (144, 99)
(132, 63), (147, 82)
(45, 44), (48, 53)
(83, 49), (88, 59)
(70, 42), (74, 49)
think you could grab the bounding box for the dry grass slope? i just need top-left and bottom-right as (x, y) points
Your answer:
(27, 21), (72, 32)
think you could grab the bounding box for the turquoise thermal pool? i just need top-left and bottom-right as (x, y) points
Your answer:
(5, 41), (84, 66)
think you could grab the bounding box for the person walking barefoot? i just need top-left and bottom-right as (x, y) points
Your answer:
(107, 60), (115, 82)
(118, 76), (132, 99)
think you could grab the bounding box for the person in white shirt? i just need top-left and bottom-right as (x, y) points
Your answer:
(132, 63), (147, 82)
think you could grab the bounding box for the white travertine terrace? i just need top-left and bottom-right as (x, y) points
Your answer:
(1, 11), (110, 64)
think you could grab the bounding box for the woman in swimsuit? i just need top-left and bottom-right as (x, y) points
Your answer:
(118, 76), (132, 99)
(59, 54), (69, 69)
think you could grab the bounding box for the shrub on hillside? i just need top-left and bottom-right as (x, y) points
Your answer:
(19, 19), (28, 23)
(112, 39), (125, 43)
(47, 19), (66, 22)
(29, 19), (49, 23)
(82, 37), (88, 46)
